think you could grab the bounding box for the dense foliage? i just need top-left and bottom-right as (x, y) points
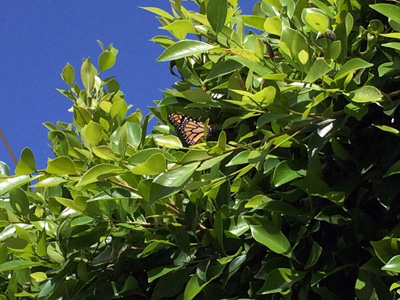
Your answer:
(1, 0), (400, 299)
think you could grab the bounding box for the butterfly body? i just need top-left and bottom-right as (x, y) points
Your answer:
(168, 113), (214, 145)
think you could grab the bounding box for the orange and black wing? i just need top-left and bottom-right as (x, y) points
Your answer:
(167, 113), (213, 145)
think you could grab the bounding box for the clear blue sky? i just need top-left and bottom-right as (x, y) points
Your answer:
(0, 1), (253, 170)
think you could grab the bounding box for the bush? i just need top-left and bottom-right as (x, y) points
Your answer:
(1, 0), (400, 299)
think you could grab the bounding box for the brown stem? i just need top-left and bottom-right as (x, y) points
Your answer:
(387, 90), (400, 99)
(0, 125), (18, 166)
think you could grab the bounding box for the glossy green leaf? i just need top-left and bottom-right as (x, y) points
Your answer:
(205, 60), (242, 81)
(131, 153), (166, 175)
(370, 4), (400, 23)
(304, 59), (332, 83)
(148, 266), (181, 283)
(141, 6), (174, 19)
(242, 15), (266, 30)
(46, 156), (76, 175)
(335, 58), (373, 80)
(98, 51), (116, 72)
(0, 175), (34, 196)
(349, 86), (382, 103)
(10, 188), (29, 215)
(0, 260), (43, 272)
(264, 16), (282, 36)
(33, 177), (68, 187)
(157, 40), (215, 62)
(382, 255), (400, 272)
(226, 150), (251, 166)
(184, 274), (211, 300)
(92, 145), (115, 160)
(382, 42), (400, 51)
(197, 152), (232, 171)
(272, 160), (303, 187)
(61, 62), (75, 88)
(181, 88), (212, 102)
(84, 121), (103, 146)
(258, 268), (305, 294)
(207, 0), (227, 33)
(0, 161), (10, 176)
(154, 162), (199, 187)
(302, 8), (329, 33)
(371, 238), (400, 263)
(306, 242), (323, 268)
(80, 58), (95, 92)
(151, 268), (193, 300)
(384, 160), (400, 177)
(15, 147), (36, 175)
(154, 135), (183, 149)
(76, 164), (124, 187)
(250, 225), (292, 257)
(162, 20), (196, 40)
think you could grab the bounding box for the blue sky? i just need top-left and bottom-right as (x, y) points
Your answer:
(0, 1), (253, 171)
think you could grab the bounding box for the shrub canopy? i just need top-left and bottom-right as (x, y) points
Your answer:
(1, 0), (400, 299)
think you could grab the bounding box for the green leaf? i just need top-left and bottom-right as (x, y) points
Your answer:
(0, 260), (43, 272)
(0, 161), (10, 176)
(154, 135), (183, 149)
(154, 162), (199, 187)
(349, 86), (382, 103)
(371, 238), (400, 263)
(84, 121), (103, 146)
(205, 60), (242, 81)
(15, 147), (36, 175)
(140, 6), (174, 19)
(157, 40), (215, 62)
(242, 15), (266, 30)
(382, 42), (400, 51)
(161, 20), (196, 40)
(124, 122), (142, 149)
(61, 62), (75, 88)
(382, 255), (400, 272)
(272, 160), (303, 187)
(131, 153), (166, 175)
(305, 242), (323, 268)
(151, 268), (193, 300)
(335, 58), (373, 80)
(0, 175), (34, 196)
(264, 16), (282, 36)
(46, 157), (76, 175)
(181, 88), (212, 102)
(258, 268), (305, 294)
(207, 0), (227, 33)
(302, 8), (329, 33)
(10, 188), (29, 215)
(80, 58), (95, 92)
(98, 51), (116, 72)
(184, 274), (211, 300)
(226, 150), (251, 166)
(76, 164), (124, 187)
(92, 145), (115, 160)
(385, 160), (400, 177)
(229, 56), (271, 76)
(304, 59), (332, 83)
(370, 4), (400, 24)
(197, 152), (232, 171)
(250, 225), (292, 257)
(148, 266), (181, 283)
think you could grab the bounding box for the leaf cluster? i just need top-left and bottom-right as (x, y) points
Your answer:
(1, 1), (400, 299)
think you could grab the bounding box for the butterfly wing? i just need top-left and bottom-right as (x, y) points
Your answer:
(167, 113), (213, 145)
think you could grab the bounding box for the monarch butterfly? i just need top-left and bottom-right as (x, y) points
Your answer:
(167, 113), (215, 145)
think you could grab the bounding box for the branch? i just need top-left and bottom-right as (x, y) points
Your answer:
(0, 125), (18, 166)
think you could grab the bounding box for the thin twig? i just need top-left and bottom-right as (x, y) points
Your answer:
(0, 125), (17, 166)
